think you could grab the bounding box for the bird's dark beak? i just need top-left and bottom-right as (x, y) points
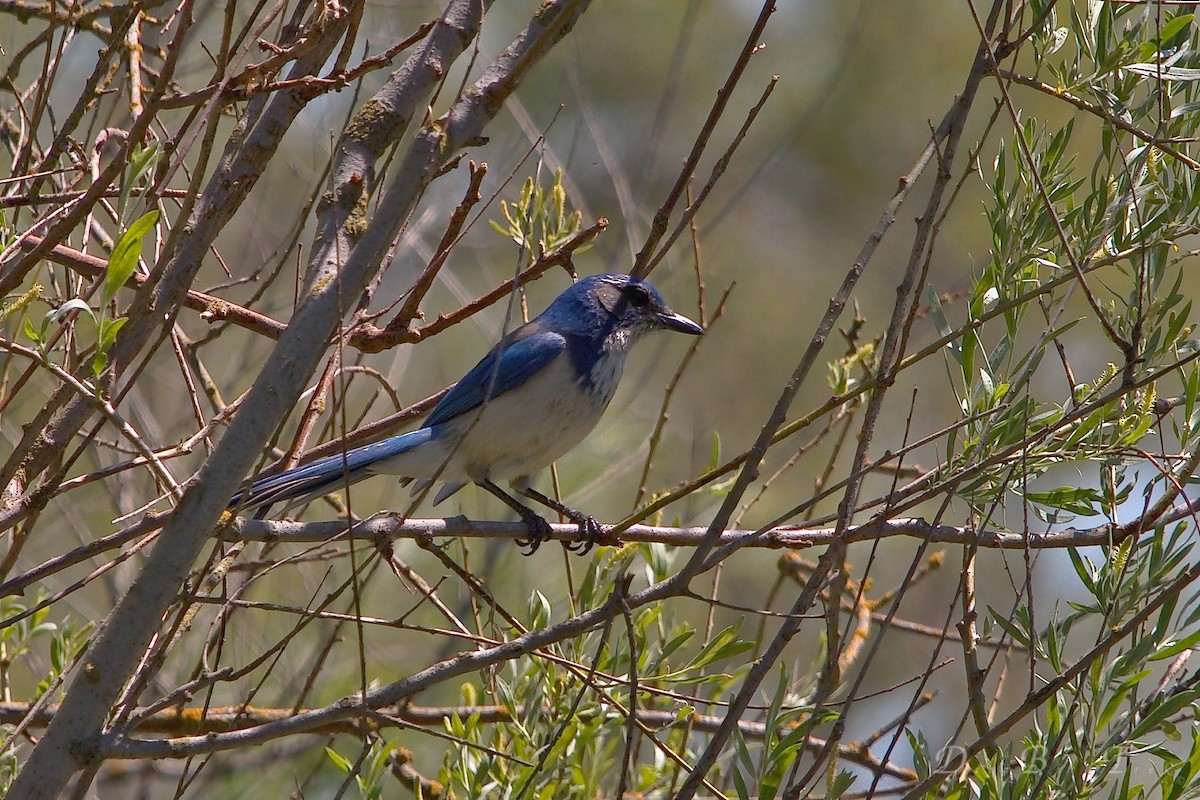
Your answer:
(658, 308), (704, 336)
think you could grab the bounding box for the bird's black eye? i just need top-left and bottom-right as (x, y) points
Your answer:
(625, 284), (651, 309)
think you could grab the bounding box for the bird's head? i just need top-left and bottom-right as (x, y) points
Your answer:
(541, 274), (704, 350)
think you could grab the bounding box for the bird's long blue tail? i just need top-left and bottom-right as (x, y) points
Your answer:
(230, 428), (434, 512)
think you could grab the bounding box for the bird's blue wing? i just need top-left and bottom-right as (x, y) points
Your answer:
(426, 324), (566, 427)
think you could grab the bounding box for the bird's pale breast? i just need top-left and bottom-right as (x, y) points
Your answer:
(371, 352), (624, 485)
(458, 352), (623, 481)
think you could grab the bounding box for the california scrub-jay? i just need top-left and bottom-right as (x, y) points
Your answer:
(231, 273), (704, 553)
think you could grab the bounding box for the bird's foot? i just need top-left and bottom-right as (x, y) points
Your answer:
(560, 510), (603, 555)
(516, 486), (606, 554)
(480, 480), (554, 555)
(514, 509), (554, 556)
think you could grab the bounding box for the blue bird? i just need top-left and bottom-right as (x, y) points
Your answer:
(231, 274), (704, 553)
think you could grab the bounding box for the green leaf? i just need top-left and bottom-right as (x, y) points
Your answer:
(324, 746), (353, 773)
(906, 728), (932, 780)
(1131, 687), (1200, 740)
(978, 367), (995, 398)
(104, 210), (159, 304)
(688, 624), (752, 670)
(542, 719), (576, 764)
(732, 729), (755, 800)
(1098, 669), (1150, 729)
(528, 590), (551, 628)
(118, 144), (161, 219)
(1068, 547), (1098, 596)
(926, 284), (963, 365)
(131, 142), (160, 176)
(1149, 627), (1200, 662)
(658, 628), (694, 660)
(1125, 64), (1200, 81)
(1023, 486), (1104, 515)
(1170, 100), (1200, 119)
(90, 351), (108, 378)
(22, 316), (41, 345)
(49, 298), (95, 324)
(732, 765), (752, 800)
(828, 770), (856, 799)
(1155, 14), (1194, 49)
(988, 605), (1032, 648)
(97, 316), (128, 353)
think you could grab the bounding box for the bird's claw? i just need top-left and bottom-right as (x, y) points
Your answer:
(514, 510), (604, 555)
(562, 513), (603, 555)
(515, 512), (554, 556)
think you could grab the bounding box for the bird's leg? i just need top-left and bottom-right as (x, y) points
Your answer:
(517, 487), (603, 555)
(479, 480), (553, 555)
